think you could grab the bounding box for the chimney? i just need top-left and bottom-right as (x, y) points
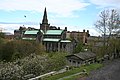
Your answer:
(83, 29), (85, 32)
(87, 30), (90, 37)
(87, 30), (89, 33)
(65, 27), (67, 31)
(58, 27), (60, 30)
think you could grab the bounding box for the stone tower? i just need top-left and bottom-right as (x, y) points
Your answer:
(40, 7), (50, 33)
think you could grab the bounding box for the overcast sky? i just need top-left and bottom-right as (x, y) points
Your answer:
(0, 0), (120, 36)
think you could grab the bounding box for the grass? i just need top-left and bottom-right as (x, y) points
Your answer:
(63, 75), (85, 80)
(43, 63), (103, 80)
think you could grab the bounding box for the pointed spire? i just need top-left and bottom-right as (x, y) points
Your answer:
(42, 7), (48, 24)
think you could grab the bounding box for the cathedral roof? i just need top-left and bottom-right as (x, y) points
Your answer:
(43, 38), (60, 42)
(22, 37), (36, 40)
(24, 30), (44, 35)
(45, 30), (64, 35)
(24, 30), (38, 35)
(61, 40), (71, 43)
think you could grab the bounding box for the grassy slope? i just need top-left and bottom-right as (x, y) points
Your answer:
(44, 63), (103, 80)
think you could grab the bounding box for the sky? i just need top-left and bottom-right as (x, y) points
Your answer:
(0, 0), (120, 36)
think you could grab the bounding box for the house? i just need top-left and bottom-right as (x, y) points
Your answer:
(66, 52), (96, 67)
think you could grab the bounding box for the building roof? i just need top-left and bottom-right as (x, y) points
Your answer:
(43, 38), (60, 42)
(24, 30), (38, 35)
(61, 40), (71, 43)
(45, 30), (63, 35)
(66, 52), (96, 60)
(22, 37), (36, 40)
(24, 30), (44, 35)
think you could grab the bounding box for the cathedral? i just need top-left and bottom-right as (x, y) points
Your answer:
(14, 7), (90, 53)
(22, 8), (72, 52)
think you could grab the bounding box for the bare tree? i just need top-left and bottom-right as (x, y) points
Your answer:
(108, 10), (120, 37)
(95, 9), (120, 37)
(95, 9), (120, 56)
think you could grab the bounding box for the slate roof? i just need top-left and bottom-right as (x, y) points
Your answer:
(45, 30), (63, 35)
(66, 52), (96, 60)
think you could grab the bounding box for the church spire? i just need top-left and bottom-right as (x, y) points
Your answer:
(40, 7), (50, 32)
(42, 7), (48, 24)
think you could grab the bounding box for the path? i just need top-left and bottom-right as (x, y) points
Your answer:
(78, 59), (120, 80)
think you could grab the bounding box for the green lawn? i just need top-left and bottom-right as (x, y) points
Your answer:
(43, 63), (103, 80)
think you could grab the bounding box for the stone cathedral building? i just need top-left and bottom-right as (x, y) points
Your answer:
(22, 8), (72, 52)
(14, 8), (90, 53)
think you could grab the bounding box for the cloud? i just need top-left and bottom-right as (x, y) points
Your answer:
(89, 0), (120, 8)
(0, 0), (89, 17)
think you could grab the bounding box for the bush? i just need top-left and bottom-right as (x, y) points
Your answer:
(73, 42), (83, 53)
(0, 40), (46, 61)
(21, 54), (46, 76)
(49, 52), (67, 71)
(0, 61), (24, 80)
(0, 41), (15, 61)
(0, 54), (47, 79)
(0, 52), (68, 80)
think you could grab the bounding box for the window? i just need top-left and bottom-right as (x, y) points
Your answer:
(73, 61), (76, 63)
(69, 60), (71, 62)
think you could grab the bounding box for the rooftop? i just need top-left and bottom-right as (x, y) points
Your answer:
(24, 30), (44, 35)
(22, 37), (36, 40)
(24, 30), (38, 35)
(45, 30), (63, 35)
(43, 38), (60, 42)
(61, 40), (71, 43)
(66, 52), (96, 60)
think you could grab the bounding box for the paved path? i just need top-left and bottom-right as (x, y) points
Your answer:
(78, 58), (120, 80)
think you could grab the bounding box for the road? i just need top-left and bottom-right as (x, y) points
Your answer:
(79, 58), (120, 80)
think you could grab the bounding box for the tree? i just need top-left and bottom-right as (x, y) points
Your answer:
(0, 32), (5, 39)
(12, 40), (45, 59)
(48, 52), (67, 71)
(73, 42), (83, 53)
(107, 38), (120, 58)
(95, 9), (120, 55)
(0, 33), (5, 45)
(1, 41), (15, 61)
(95, 9), (120, 37)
